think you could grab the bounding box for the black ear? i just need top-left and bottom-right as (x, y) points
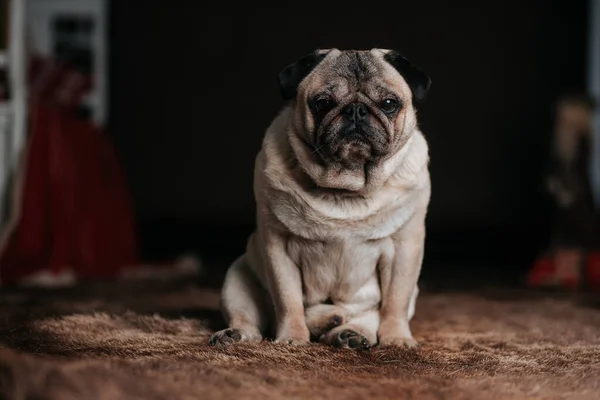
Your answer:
(278, 50), (328, 100)
(383, 51), (431, 102)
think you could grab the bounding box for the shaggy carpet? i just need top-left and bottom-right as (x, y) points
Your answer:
(1, 278), (599, 400)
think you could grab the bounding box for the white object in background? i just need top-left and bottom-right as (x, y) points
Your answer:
(1, 0), (28, 234)
(1, 0), (109, 233)
(590, 0), (600, 208)
(8, 0), (27, 164)
(0, 102), (9, 226)
(0, 50), (7, 203)
(0, 51), (7, 68)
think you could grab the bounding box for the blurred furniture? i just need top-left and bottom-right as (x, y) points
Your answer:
(1, 0), (107, 236)
(1, 0), (27, 234)
(0, 0), (143, 287)
(528, 94), (600, 292)
(589, 0), (600, 207)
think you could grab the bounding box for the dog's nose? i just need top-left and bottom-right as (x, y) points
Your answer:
(343, 103), (368, 123)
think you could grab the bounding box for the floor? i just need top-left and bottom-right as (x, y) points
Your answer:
(1, 274), (599, 400)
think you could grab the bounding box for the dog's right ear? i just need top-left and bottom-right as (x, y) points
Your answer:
(278, 50), (329, 101)
(382, 50), (431, 103)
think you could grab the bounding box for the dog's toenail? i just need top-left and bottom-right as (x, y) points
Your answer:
(225, 329), (241, 340)
(339, 330), (358, 340)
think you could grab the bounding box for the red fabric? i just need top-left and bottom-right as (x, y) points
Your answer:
(527, 256), (559, 287)
(0, 54), (138, 285)
(527, 250), (600, 291)
(587, 252), (600, 291)
(0, 101), (139, 284)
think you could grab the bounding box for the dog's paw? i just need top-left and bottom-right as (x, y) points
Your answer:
(274, 331), (311, 346)
(333, 329), (371, 351)
(378, 335), (420, 350)
(209, 328), (263, 346)
(377, 318), (419, 349)
(209, 326), (263, 346)
(274, 337), (311, 346)
(275, 319), (311, 345)
(209, 328), (243, 345)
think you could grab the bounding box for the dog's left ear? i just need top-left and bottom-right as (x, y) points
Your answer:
(383, 51), (431, 102)
(278, 50), (329, 101)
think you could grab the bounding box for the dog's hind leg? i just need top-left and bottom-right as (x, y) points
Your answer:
(209, 255), (270, 345)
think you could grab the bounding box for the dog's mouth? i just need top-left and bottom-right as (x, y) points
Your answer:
(329, 136), (371, 164)
(315, 126), (388, 168)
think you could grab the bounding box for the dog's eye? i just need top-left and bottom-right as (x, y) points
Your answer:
(380, 98), (400, 113)
(312, 97), (334, 113)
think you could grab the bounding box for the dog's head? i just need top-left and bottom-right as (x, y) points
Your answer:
(279, 49), (430, 189)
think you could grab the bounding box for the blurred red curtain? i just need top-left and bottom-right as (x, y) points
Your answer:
(0, 55), (138, 285)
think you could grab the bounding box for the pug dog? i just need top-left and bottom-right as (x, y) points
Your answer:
(209, 49), (431, 350)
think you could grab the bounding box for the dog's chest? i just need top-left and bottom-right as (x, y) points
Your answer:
(286, 236), (392, 307)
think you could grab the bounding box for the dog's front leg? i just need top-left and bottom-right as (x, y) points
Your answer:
(260, 227), (310, 344)
(377, 208), (426, 349)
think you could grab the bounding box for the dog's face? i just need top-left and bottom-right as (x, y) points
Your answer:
(279, 49), (431, 170)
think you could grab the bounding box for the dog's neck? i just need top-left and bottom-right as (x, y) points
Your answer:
(260, 109), (429, 224)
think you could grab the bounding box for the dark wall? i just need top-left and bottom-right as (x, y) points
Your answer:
(108, 1), (590, 270)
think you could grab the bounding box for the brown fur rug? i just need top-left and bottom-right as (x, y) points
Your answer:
(1, 279), (599, 400)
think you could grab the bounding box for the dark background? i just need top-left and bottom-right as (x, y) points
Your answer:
(107, 1), (590, 286)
